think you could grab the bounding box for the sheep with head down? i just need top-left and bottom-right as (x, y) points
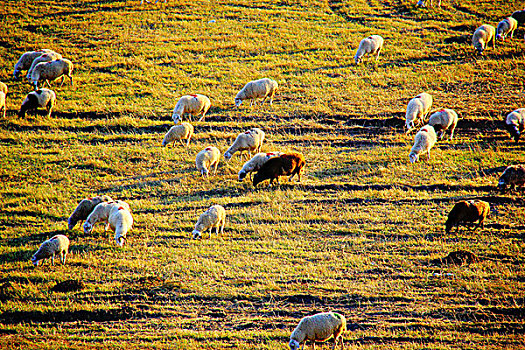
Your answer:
(162, 122), (194, 147)
(497, 165), (525, 194)
(472, 24), (495, 54)
(409, 125), (437, 163)
(196, 146), (221, 178)
(31, 235), (69, 267)
(224, 128), (265, 161)
(445, 200), (489, 234)
(26, 51), (63, 81)
(238, 151), (283, 181)
(428, 108), (458, 140)
(172, 94), (211, 124)
(83, 200), (130, 235)
(235, 78), (278, 107)
(405, 92), (433, 132)
(192, 205), (226, 239)
(289, 312), (346, 350)
(0, 81), (7, 119)
(68, 195), (114, 230)
(504, 108), (525, 143)
(354, 35), (383, 64)
(253, 152), (306, 187)
(108, 204), (133, 247)
(18, 89), (56, 118)
(13, 49), (54, 80)
(496, 17), (518, 41)
(30, 58), (73, 90)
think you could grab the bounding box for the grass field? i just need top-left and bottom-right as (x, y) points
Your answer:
(1, 0), (524, 349)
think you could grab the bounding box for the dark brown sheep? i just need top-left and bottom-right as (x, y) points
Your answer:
(445, 200), (490, 234)
(253, 152), (305, 187)
(498, 165), (525, 193)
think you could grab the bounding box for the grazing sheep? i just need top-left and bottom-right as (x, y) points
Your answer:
(162, 122), (194, 147)
(505, 108), (525, 143)
(445, 200), (490, 234)
(83, 200), (130, 235)
(108, 205), (134, 246)
(235, 78), (278, 107)
(13, 49), (53, 79)
(30, 58), (73, 89)
(497, 165), (525, 193)
(409, 125), (437, 163)
(289, 312), (347, 350)
(416, 0), (441, 7)
(496, 17), (518, 41)
(26, 51), (63, 81)
(405, 92), (433, 132)
(18, 88), (56, 118)
(192, 205), (226, 239)
(0, 82), (6, 119)
(253, 152), (306, 187)
(68, 195), (114, 230)
(428, 108), (458, 140)
(354, 35), (384, 65)
(238, 151), (283, 181)
(196, 146), (221, 178)
(171, 94), (211, 124)
(224, 128), (265, 161)
(0, 81), (7, 95)
(31, 235), (70, 266)
(511, 9), (525, 27)
(472, 25), (496, 54)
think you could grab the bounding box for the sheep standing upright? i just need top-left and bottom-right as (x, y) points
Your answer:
(162, 122), (194, 147)
(497, 165), (525, 193)
(496, 17), (518, 41)
(472, 25), (496, 54)
(428, 109), (458, 140)
(68, 195), (114, 230)
(235, 78), (278, 107)
(238, 151), (283, 181)
(13, 49), (54, 79)
(192, 205), (226, 239)
(171, 94), (211, 124)
(289, 312), (347, 350)
(30, 58), (73, 89)
(409, 125), (437, 163)
(26, 51), (63, 81)
(224, 128), (265, 161)
(196, 146), (221, 178)
(31, 235), (70, 266)
(0, 81), (7, 119)
(354, 35), (384, 64)
(505, 108), (525, 143)
(18, 89), (56, 118)
(445, 200), (490, 234)
(253, 152), (306, 187)
(405, 92), (433, 132)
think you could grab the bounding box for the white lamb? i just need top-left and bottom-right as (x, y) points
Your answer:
(238, 151), (283, 181)
(224, 128), (265, 161)
(409, 125), (437, 163)
(428, 108), (458, 140)
(0, 82), (7, 119)
(505, 108), (525, 143)
(234, 78), (278, 107)
(289, 312), (347, 350)
(162, 122), (194, 147)
(31, 235), (70, 266)
(405, 92), (433, 132)
(496, 17), (518, 41)
(472, 25), (496, 54)
(83, 200), (130, 235)
(354, 35), (384, 64)
(192, 205), (226, 239)
(18, 88), (56, 118)
(196, 146), (221, 177)
(171, 94), (211, 124)
(26, 51), (63, 81)
(13, 49), (54, 79)
(30, 58), (73, 89)
(108, 205), (134, 246)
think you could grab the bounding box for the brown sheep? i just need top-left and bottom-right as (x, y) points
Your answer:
(445, 200), (490, 234)
(253, 152), (305, 187)
(498, 165), (525, 193)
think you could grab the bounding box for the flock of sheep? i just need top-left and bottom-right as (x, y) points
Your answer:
(3, 5), (525, 350)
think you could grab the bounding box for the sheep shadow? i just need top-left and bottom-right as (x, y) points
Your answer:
(4, 231), (60, 248)
(0, 249), (34, 263)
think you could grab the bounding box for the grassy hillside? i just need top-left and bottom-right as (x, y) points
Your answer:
(0, 0), (524, 349)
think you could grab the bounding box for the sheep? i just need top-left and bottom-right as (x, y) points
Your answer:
(196, 146), (221, 178)
(83, 200), (130, 235)
(354, 35), (384, 65)
(13, 49), (54, 79)
(497, 165), (525, 193)
(408, 125), (437, 163)
(511, 9), (525, 27)
(428, 108), (458, 140)
(224, 128), (265, 161)
(416, 0), (441, 7)
(405, 92), (433, 132)
(18, 88), (56, 118)
(238, 151), (283, 181)
(30, 58), (73, 90)
(108, 205), (134, 246)
(26, 51), (63, 81)
(496, 17), (518, 41)
(253, 152), (306, 187)
(68, 195), (114, 230)
(234, 78), (278, 107)
(504, 108), (525, 143)
(192, 205), (226, 239)
(31, 235), (70, 266)
(472, 25), (496, 54)
(289, 312), (347, 350)
(0, 82), (6, 119)
(171, 94), (211, 124)
(445, 200), (490, 234)
(162, 122), (194, 147)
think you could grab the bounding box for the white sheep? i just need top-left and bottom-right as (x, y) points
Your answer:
(192, 205), (226, 239)
(472, 24), (496, 54)
(354, 35), (384, 64)
(30, 58), (73, 89)
(0, 82), (7, 119)
(83, 200), (130, 235)
(196, 146), (221, 177)
(162, 122), (194, 147)
(405, 92), (433, 132)
(13, 49), (54, 79)
(505, 108), (525, 143)
(234, 78), (278, 107)
(171, 94), (211, 124)
(31, 235), (70, 266)
(409, 125), (437, 163)
(496, 17), (518, 41)
(18, 88), (56, 118)
(238, 151), (283, 181)
(428, 108), (458, 140)
(108, 205), (134, 246)
(68, 195), (114, 230)
(224, 128), (265, 161)
(26, 51), (63, 81)
(289, 312), (347, 350)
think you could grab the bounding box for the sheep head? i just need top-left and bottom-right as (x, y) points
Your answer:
(172, 113), (182, 125)
(234, 98), (243, 107)
(192, 230), (202, 239)
(238, 171), (247, 181)
(224, 152), (233, 161)
(83, 222), (94, 235)
(67, 217), (76, 230)
(409, 153), (419, 164)
(288, 339), (300, 350)
(31, 255), (40, 267)
(116, 236), (126, 247)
